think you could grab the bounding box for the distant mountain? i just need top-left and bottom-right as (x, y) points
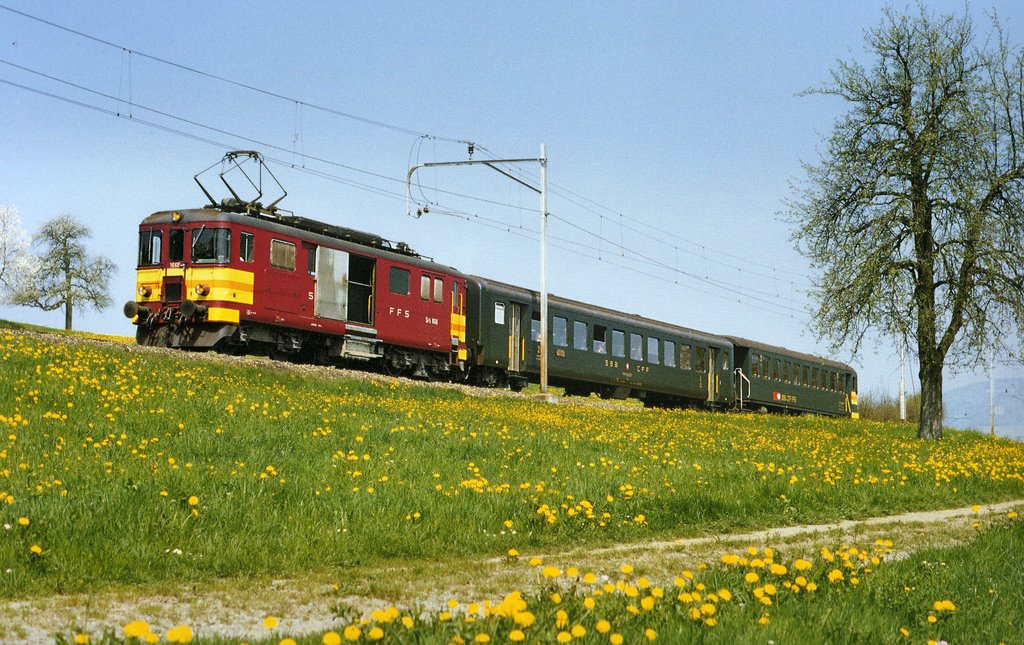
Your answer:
(944, 377), (1024, 441)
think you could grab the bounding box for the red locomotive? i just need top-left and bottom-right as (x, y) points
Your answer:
(124, 153), (468, 379)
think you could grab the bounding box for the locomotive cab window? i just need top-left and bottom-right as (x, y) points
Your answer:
(192, 228), (231, 264)
(553, 316), (568, 347)
(270, 239), (296, 270)
(664, 340), (676, 367)
(389, 267), (410, 295)
(433, 278), (444, 303)
(593, 325), (608, 354)
(138, 230), (162, 266)
(239, 232), (254, 262)
(168, 229), (184, 263)
(494, 302), (506, 325)
(573, 321), (588, 351)
(420, 275), (431, 300)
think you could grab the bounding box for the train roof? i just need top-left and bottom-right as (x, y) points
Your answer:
(723, 335), (856, 372)
(141, 208), (466, 276)
(468, 275), (732, 347)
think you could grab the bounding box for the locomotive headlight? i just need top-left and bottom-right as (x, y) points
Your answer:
(194, 284), (210, 296)
(137, 285), (152, 297)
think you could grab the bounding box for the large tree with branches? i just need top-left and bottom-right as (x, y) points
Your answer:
(789, 6), (1024, 439)
(10, 215), (116, 330)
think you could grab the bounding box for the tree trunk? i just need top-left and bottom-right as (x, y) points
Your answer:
(65, 299), (72, 330)
(917, 353), (944, 439)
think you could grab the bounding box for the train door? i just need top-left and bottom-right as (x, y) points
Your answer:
(450, 280), (467, 366)
(314, 247), (349, 321)
(707, 347), (718, 402)
(163, 228), (186, 305)
(508, 302), (522, 372)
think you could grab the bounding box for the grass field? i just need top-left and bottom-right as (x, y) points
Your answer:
(1, 325), (1022, 643)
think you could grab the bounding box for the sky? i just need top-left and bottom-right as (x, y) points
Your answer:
(1, 1), (1022, 434)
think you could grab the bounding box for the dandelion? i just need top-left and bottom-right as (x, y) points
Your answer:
(263, 616), (279, 630)
(899, 627), (910, 638)
(323, 632), (342, 645)
(645, 627), (657, 640)
(73, 634), (89, 644)
(620, 564), (634, 575)
(187, 495), (199, 506)
(29, 544), (43, 555)
(368, 626), (384, 641)
(507, 548), (520, 558)
(124, 621), (151, 638)
(166, 625), (194, 643)
(343, 625), (361, 641)
(17, 517), (29, 526)
(556, 631), (571, 644)
(596, 619), (611, 634)
(542, 566), (562, 579)
(610, 634), (624, 645)
(280, 639), (297, 645)
(793, 559), (812, 571)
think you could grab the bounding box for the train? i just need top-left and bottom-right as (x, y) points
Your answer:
(123, 159), (859, 418)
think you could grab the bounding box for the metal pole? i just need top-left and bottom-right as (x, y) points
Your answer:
(539, 144), (548, 394)
(899, 345), (906, 422)
(990, 347), (995, 437)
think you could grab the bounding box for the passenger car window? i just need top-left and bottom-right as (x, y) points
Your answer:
(593, 325), (608, 354)
(553, 317), (568, 347)
(695, 346), (706, 372)
(664, 340), (676, 367)
(573, 321), (588, 350)
(679, 344), (691, 370)
(647, 337), (659, 364)
(612, 330), (625, 357)
(494, 302), (505, 325)
(630, 333), (643, 361)
(531, 313), (540, 341)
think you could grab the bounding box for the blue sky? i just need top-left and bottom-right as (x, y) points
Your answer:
(1, 1), (1022, 429)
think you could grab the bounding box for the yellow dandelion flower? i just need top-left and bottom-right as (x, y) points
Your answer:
(343, 625), (361, 641)
(899, 627), (910, 638)
(187, 495), (199, 506)
(927, 615), (937, 623)
(620, 564), (634, 575)
(610, 634), (624, 645)
(583, 597), (596, 609)
(74, 634), (90, 644)
(641, 596), (655, 611)
(367, 627), (384, 641)
(583, 572), (597, 584)
(745, 572), (759, 584)
(29, 544), (43, 555)
(528, 557), (543, 567)
(17, 517), (29, 526)
(507, 549), (519, 558)
(508, 630), (525, 642)
(280, 639), (297, 645)
(124, 621), (150, 638)
(769, 563), (787, 576)
(166, 625), (194, 643)
(645, 627), (657, 640)
(542, 566), (562, 579)
(555, 609), (568, 628)
(793, 559), (812, 571)
(571, 624), (586, 638)
(556, 631), (571, 643)
(323, 631), (342, 645)
(513, 611), (535, 628)
(263, 617), (279, 630)
(596, 619), (611, 634)
(401, 616), (414, 629)
(718, 589), (732, 601)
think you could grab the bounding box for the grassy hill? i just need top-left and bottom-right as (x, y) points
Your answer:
(1, 323), (1022, 643)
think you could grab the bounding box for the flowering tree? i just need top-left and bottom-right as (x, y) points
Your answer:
(9, 214), (116, 330)
(0, 205), (33, 300)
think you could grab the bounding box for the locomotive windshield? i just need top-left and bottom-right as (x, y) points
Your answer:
(191, 228), (231, 264)
(137, 230), (162, 266)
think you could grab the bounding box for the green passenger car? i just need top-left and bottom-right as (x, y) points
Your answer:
(726, 337), (859, 417)
(466, 276), (734, 407)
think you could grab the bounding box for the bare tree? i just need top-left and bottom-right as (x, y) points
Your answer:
(10, 215), (116, 330)
(788, 6), (1024, 439)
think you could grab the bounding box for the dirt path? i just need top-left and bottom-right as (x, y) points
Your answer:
(1, 499), (1021, 644)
